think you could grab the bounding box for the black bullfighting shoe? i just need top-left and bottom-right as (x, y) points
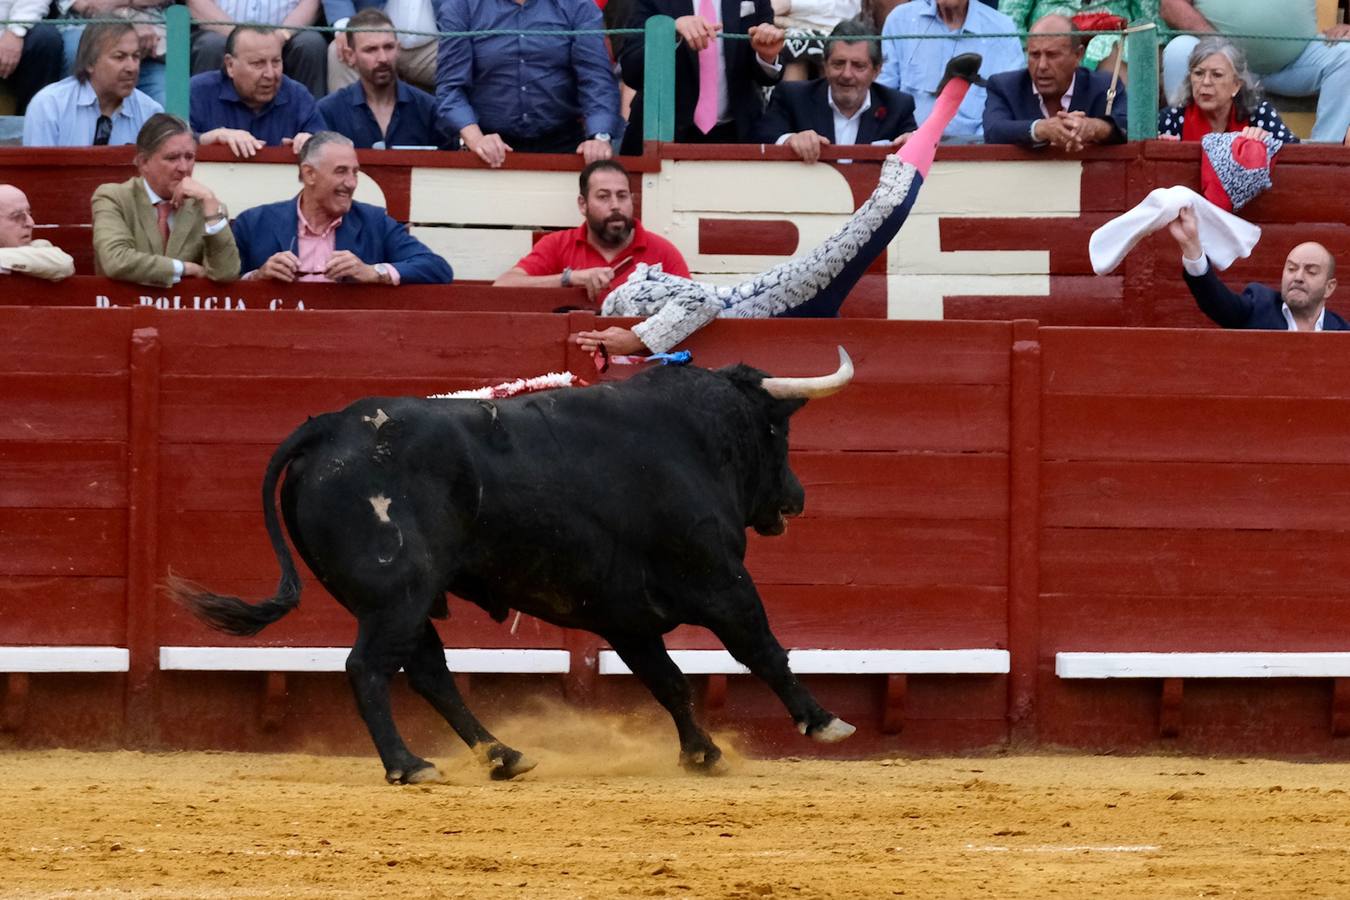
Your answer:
(938, 52), (987, 91)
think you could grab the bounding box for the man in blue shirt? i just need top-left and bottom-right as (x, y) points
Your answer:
(877, 0), (1023, 140)
(435, 0), (621, 168)
(189, 26), (328, 157)
(23, 22), (162, 146)
(318, 8), (447, 148)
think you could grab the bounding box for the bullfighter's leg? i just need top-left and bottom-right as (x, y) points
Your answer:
(346, 614), (443, 784)
(599, 53), (983, 352)
(605, 632), (724, 772)
(700, 584), (854, 744)
(403, 621), (537, 781)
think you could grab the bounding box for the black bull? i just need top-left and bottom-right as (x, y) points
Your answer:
(173, 348), (857, 783)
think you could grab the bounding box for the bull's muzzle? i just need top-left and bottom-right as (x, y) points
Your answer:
(759, 346), (853, 400)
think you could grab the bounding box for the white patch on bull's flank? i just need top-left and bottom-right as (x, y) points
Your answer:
(362, 408), (390, 430)
(369, 495), (392, 523)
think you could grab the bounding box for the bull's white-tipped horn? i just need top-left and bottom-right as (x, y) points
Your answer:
(760, 346), (854, 400)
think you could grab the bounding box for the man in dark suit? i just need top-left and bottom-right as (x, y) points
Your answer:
(982, 14), (1127, 150)
(619, 0), (786, 154)
(756, 18), (917, 164)
(1169, 206), (1345, 331)
(232, 131), (453, 285)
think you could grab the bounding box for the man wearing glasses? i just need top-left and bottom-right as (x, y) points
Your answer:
(23, 22), (161, 146)
(0, 185), (75, 281)
(232, 130), (453, 283)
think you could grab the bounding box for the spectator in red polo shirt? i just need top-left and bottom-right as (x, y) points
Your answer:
(494, 159), (690, 306)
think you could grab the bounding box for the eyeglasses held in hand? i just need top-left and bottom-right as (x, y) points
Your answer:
(288, 234), (331, 277)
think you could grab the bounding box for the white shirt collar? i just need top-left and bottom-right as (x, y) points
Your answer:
(1281, 302), (1326, 331)
(826, 86), (872, 122)
(1033, 72), (1076, 118)
(142, 179), (167, 206)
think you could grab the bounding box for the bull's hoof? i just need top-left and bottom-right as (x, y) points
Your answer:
(680, 746), (727, 775)
(487, 748), (538, 782)
(809, 717), (856, 744)
(386, 761), (443, 785)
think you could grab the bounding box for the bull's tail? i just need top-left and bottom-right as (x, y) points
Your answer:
(168, 417), (326, 636)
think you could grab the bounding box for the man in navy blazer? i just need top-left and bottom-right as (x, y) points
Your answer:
(1169, 206), (1345, 331)
(982, 14), (1127, 149)
(756, 19), (917, 164)
(233, 131), (453, 285)
(620, 0), (786, 154)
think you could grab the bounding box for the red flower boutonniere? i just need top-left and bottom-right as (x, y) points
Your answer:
(874, 105), (888, 121)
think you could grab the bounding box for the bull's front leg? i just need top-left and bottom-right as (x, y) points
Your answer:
(701, 583), (855, 743)
(605, 632), (724, 772)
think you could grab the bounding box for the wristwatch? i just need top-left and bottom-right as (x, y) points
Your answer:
(560, 267), (573, 287)
(590, 133), (612, 143)
(374, 263), (392, 284)
(7, 24), (29, 38)
(203, 203), (228, 225)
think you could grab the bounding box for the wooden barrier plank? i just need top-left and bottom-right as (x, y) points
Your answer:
(791, 451), (1008, 520)
(1041, 329), (1350, 398)
(790, 384), (1010, 453)
(1042, 394), (1350, 463)
(0, 576), (126, 643)
(939, 215), (1108, 276)
(1041, 527), (1350, 596)
(1038, 593), (1350, 651)
(0, 442), (126, 508)
(675, 319), (1013, 385)
(153, 310), (568, 378)
(1043, 460), (1350, 530)
(0, 308), (129, 372)
(160, 510), (1007, 588)
(0, 376), (127, 443)
(0, 509), (126, 577)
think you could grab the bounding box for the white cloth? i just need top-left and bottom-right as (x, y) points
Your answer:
(1088, 185), (1262, 277)
(380, 0), (437, 49)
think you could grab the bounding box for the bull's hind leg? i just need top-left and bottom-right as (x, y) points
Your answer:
(606, 632), (724, 772)
(403, 622), (537, 781)
(701, 586), (855, 744)
(346, 618), (443, 785)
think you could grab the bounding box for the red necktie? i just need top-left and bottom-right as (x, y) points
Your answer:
(155, 200), (171, 252)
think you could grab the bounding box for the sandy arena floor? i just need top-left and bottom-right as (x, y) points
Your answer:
(3, 705), (1350, 899)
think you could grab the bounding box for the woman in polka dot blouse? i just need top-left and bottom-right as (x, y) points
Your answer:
(1157, 35), (1299, 145)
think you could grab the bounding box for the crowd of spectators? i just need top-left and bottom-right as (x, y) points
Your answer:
(0, 0), (1345, 150)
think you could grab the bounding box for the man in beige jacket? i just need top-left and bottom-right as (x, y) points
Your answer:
(92, 113), (240, 286)
(0, 185), (75, 281)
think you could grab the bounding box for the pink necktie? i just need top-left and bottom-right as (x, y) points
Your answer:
(155, 200), (171, 252)
(693, 0), (719, 134)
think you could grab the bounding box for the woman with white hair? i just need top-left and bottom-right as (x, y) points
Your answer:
(1158, 36), (1298, 144)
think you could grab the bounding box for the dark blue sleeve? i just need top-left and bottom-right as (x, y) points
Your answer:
(230, 208), (261, 274)
(982, 76), (1037, 146)
(1103, 82), (1128, 142)
(434, 0), (477, 134)
(298, 90), (329, 135)
(755, 84), (796, 142)
(895, 91), (918, 135)
(378, 213), (454, 284)
(1183, 263), (1258, 329)
(569, 0), (621, 137)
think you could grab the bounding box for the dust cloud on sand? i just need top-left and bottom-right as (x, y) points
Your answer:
(3, 743), (1350, 899)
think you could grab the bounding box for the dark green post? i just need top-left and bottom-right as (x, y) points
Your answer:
(1125, 22), (1159, 141)
(642, 15), (676, 144)
(165, 4), (191, 122)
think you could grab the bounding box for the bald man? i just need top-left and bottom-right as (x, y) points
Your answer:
(0, 185), (75, 282)
(1170, 206), (1344, 331)
(982, 14), (1128, 149)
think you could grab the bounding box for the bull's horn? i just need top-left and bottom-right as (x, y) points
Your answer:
(760, 346), (854, 400)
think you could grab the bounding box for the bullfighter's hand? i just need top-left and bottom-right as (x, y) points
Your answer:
(748, 23), (786, 62)
(786, 130), (828, 164)
(675, 15), (720, 52)
(573, 326), (647, 355)
(258, 251), (301, 282)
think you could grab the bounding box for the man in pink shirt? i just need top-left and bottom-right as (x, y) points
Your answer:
(494, 159), (690, 306)
(232, 130), (453, 284)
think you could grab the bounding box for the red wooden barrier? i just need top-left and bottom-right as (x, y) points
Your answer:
(4, 307), (1349, 758)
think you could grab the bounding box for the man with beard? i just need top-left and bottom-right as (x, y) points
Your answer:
(757, 19), (917, 165)
(0, 185), (75, 281)
(317, 8), (447, 149)
(493, 159), (690, 306)
(23, 22), (162, 146)
(1169, 205), (1345, 331)
(189, 26), (327, 158)
(232, 130), (453, 284)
